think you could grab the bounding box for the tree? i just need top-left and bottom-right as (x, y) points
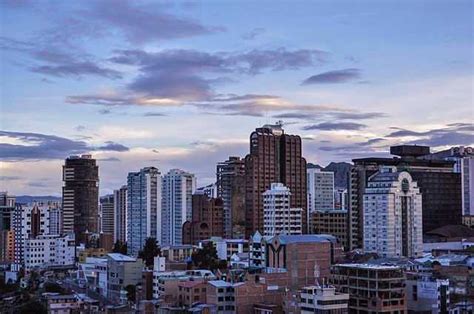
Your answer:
(17, 299), (47, 314)
(138, 237), (161, 268)
(191, 242), (227, 271)
(124, 284), (136, 303)
(112, 240), (128, 255)
(44, 282), (65, 294)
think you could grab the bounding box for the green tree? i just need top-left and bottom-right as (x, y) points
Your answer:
(112, 240), (128, 255)
(124, 284), (136, 303)
(138, 237), (161, 267)
(191, 242), (227, 271)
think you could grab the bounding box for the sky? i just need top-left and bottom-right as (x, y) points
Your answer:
(0, 0), (473, 196)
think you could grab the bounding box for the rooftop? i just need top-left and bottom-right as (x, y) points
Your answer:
(107, 253), (137, 262)
(274, 234), (337, 244)
(334, 263), (402, 270)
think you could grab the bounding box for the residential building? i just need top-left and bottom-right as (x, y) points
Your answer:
(49, 205), (62, 236)
(406, 272), (450, 314)
(107, 253), (144, 304)
(249, 231), (272, 268)
(334, 188), (348, 210)
(113, 185), (127, 243)
(161, 245), (198, 262)
(331, 263), (406, 313)
(263, 183), (302, 236)
(310, 210), (348, 249)
(348, 145), (461, 250)
(100, 194), (114, 235)
(177, 280), (208, 307)
(307, 167), (335, 212)
(182, 193), (225, 245)
(217, 156), (246, 238)
(266, 234), (343, 290)
(200, 237), (249, 260)
(24, 234), (75, 271)
(196, 183), (218, 198)
(161, 169), (196, 246)
(0, 195), (15, 263)
(127, 167), (161, 256)
(206, 280), (236, 313)
(298, 285), (349, 314)
(245, 123), (307, 237)
(62, 154), (99, 244)
(363, 167), (423, 258)
(0, 191), (15, 207)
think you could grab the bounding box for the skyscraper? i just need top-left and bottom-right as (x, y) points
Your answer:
(100, 194), (114, 236)
(216, 156), (245, 238)
(62, 154), (99, 244)
(263, 183), (302, 236)
(363, 167), (423, 258)
(348, 145), (461, 250)
(161, 169), (196, 246)
(113, 185), (127, 243)
(127, 167), (161, 256)
(245, 123), (307, 237)
(307, 167), (335, 212)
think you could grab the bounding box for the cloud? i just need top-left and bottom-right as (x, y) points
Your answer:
(30, 61), (122, 79)
(143, 112), (166, 117)
(97, 157), (121, 162)
(302, 68), (361, 85)
(0, 175), (22, 181)
(302, 122), (367, 131)
(0, 131), (129, 160)
(242, 28), (265, 40)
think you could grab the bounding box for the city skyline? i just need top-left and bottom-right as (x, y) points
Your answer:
(1, 0), (473, 196)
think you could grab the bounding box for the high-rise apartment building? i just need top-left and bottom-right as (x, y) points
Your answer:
(334, 188), (348, 210)
(62, 155), (99, 244)
(0, 193), (15, 263)
(0, 192), (15, 207)
(127, 167), (162, 256)
(217, 156), (246, 238)
(307, 167), (335, 212)
(245, 123), (307, 237)
(182, 193), (225, 245)
(161, 169), (196, 246)
(100, 195), (114, 236)
(422, 146), (474, 215)
(113, 185), (127, 243)
(310, 210), (348, 249)
(363, 167), (423, 258)
(263, 183), (302, 236)
(348, 145), (461, 250)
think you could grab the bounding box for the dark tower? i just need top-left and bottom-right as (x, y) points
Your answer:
(62, 154), (99, 244)
(244, 123), (307, 238)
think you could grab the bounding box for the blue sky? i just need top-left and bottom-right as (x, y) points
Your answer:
(1, 0), (473, 196)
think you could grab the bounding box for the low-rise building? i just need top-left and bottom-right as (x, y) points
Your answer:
(298, 285), (349, 314)
(107, 253), (143, 304)
(24, 234), (75, 271)
(406, 272), (449, 314)
(161, 245), (198, 262)
(249, 231), (272, 268)
(331, 263), (407, 313)
(200, 237), (249, 261)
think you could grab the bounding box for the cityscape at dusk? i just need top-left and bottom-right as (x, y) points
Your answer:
(0, 1), (473, 313)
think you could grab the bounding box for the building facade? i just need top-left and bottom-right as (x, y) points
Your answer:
(363, 168), (423, 258)
(310, 210), (348, 249)
(23, 234), (75, 271)
(127, 167), (162, 256)
(113, 185), (127, 243)
(182, 193), (225, 245)
(307, 167), (335, 212)
(217, 156), (246, 239)
(245, 123), (307, 237)
(107, 253), (143, 304)
(62, 154), (99, 244)
(298, 285), (349, 314)
(263, 183), (302, 237)
(100, 194), (114, 236)
(161, 169), (196, 246)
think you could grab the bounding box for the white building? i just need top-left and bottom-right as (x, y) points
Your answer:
(299, 285), (349, 314)
(77, 257), (108, 296)
(363, 167), (423, 258)
(199, 237), (248, 261)
(249, 231), (272, 268)
(307, 168), (335, 212)
(263, 183), (302, 237)
(406, 274), (450, 314)
(113, 185), (127, 243)
(24, 234), (75, 271)
(161, 169), (196, 246)
(127, 167), (162, 256)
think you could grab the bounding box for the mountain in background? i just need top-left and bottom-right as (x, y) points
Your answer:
(324, 162), (352, 189)
(15, 195), (61, 204)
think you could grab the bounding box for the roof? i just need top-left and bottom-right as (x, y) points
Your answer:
(274, 234), (337, 244)
(208, 280), (232, 288)
(107, 253), (137, 262)
(334, 263), (401, 270)
(178, 280), (204, 288)
(425, 225), (474, 238)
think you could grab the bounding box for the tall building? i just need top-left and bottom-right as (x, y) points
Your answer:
(100, 195), (114, 236)
(422, 146), (474, 215)
(62, 155), (99, 244)
(363, 167), (423, 258)
(245, 123), (307, 237)
(195, 183), (218, 199)
(217, 156), (246, 239)
(161, 169), (196, 246)
(182, 193), (225, 245)
(113, 185), (127, 243)
(0, 191), (15, 207)
(0, 193), (15, 263)
(348, 145), (461, 250)
(127, 167), (162, 256)
(334, 188), (348, 210)
(263, 183), (302, 236)
(307, 167), (335, 212)
(49, 205), (62, 236)
(310, 210), (348, 249)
